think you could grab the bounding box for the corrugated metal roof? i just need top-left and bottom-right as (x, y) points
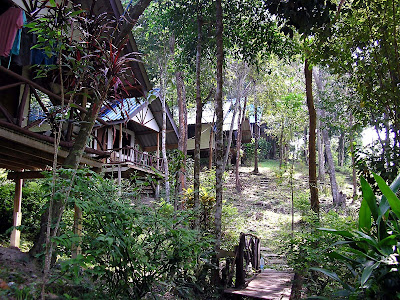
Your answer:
(100, 97), (141, 122)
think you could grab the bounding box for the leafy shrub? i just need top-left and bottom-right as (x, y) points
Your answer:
(0, 170), (46, 243)
(51, 171), (212, 299)
(313, 173), (400, 299)
(243, 137), (272, 164)
(284, 192), (356, 297)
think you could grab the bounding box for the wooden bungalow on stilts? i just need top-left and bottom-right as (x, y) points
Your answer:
(0, 0), (178, 249)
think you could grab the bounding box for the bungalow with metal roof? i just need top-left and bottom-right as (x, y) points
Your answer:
(187, 100), (251, 164)
(0, 0), (177, 248)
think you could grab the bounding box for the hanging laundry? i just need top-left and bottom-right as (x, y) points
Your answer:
(0, 7), (24, 57)
(10, 11), (26, 56)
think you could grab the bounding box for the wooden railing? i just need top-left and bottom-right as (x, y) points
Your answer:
(219, 233), (261, 288)
(107, 146), (165, 174)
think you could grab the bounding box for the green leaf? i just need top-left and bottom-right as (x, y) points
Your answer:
(359, 197), (372, 232)
(374, 173), (400, 219)
(361, 261), (379, 287)
(318, 228), (354, 238)
(310, 268), (353, 291)
(360, 176), (379, 221)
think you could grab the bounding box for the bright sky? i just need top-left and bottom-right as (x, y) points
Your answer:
(362, 127), (380, 146)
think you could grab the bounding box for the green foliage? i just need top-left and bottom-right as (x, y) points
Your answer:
(43, 170), (213, 299)
(314, 173), (400, 298)
(0, 170), (46, 243)
(243, 137), (271, 164)
(285, 192), (357, 297)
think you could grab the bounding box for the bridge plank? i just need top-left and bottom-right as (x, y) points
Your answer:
(224, 269), (293, 299)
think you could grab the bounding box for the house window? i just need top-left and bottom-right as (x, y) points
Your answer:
(188, 124), (195, 139)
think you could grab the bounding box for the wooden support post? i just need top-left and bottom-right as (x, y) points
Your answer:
(118, 123), (123, 196)
(10, 178), (23, 248)
(155, 132), (160, 199)
(71, 204), (82, 259)
(235, 233), (246, 288)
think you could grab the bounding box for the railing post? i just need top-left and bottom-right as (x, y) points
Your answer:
(235, 233), (246, 288)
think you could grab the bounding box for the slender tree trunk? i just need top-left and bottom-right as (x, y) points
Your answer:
(317, 113), (325, 184)
(279, 119), (285, 169)
(236, 97), (247, 192)
(223, 98), (240, 171)
(170, 34), (188, 195)
(253, 101), (259, 174)
(303, 126), (308, 164)
(321, 117), (339, 205)
(159, 55), (170, 204)
(194, 9), (203, 214)
(209, 113), (215, 169)
(350, 114), (357, 203)
(176, 71), (187, 192)
(338, 130), (345, 167)
(213, 0), (224, 285)
(305, 59), (319, 215)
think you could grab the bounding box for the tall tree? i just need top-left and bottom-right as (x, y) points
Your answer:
(305, 58), (319, 214)
(213, 0), (224, 284)
(193, 4), (203, 212)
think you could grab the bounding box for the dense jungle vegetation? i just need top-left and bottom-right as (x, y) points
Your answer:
(0, 0), (400, 299)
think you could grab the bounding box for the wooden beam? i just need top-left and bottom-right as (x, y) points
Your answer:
(10, 178), (23, 248)
(0, 138), (62, 165)
(0, 147), (51, 169)
(0, 158), (34, 171)
(144, 143), (178, 152)
(17, 84), (30, 126)
(0, 126), (103, 168)
(0, 82), (23, 91)
(135, 129), (175, 136)
(0, 154), (43, 170)
(0, 120), (108, 157)
(0, 103), (14, 124)
(7, 171), (45, 180)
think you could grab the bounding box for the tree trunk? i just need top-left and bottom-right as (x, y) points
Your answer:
(176, 71), (187, 191)
(161, 92), (170, 204)
(169, 34), (187, 196)
(317, 113), (325, 184)
(223, 98), (240, 171)
(303, 126), (308, 164)
(209, 113), (215, 169)
(305, 59), (319, 215)
(115, 0), (154, 46)
(213, 0), (224, 285)
(321, 118), (340, 205)
(159, 55), (170, 204)
(350, 114), (357, 203)
(253, 101), (259, 174)
(279, 119), (285, 169)
(194, 9), (203, 213)
(338, 130), (345, 167)
(236, 97), (247, 192)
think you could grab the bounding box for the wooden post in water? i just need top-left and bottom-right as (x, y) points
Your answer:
(10, 178), (23, 248)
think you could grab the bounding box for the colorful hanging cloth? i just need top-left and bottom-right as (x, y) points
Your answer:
(11, 11), (26, 56)
(0, 7), (24, 57)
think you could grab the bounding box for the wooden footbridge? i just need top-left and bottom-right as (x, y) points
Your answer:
(221, 233), (293, 299)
